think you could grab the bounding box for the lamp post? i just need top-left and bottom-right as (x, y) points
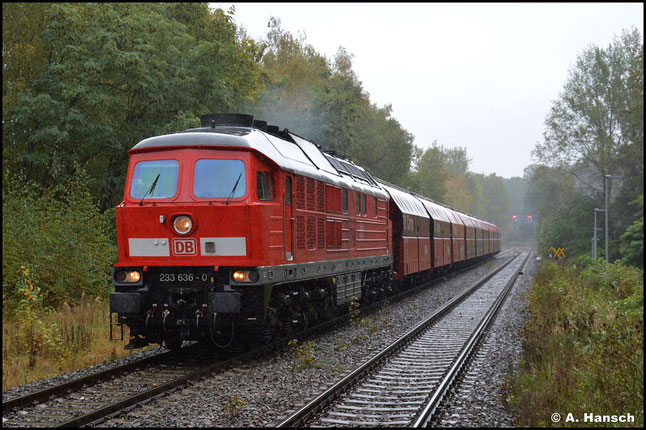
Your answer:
(604, 174), (623, 263)
(593, 208), (604, 259)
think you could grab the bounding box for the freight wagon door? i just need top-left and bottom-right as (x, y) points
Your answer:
(284, 176), (294, 261)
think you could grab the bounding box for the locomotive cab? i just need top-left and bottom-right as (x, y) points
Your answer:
(110, 117), (288, 349)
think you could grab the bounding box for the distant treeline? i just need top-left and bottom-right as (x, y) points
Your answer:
(526, 28), (643, 266)
(2, 4), (642, 309)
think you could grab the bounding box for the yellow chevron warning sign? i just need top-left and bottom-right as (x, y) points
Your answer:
(548, 247), (566, 258)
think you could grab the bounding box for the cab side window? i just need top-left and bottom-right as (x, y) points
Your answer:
(285, 177), (292, 205)
(257, 171), (273, 201)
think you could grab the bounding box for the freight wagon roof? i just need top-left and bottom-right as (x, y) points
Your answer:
(444, 207), (465, 227)
(457, 213), (478, 229)
(475, 218), (489, 231)
(130, 127), (388, 198)
(376, 181), (429, 219)
(416, 196), (452, 223)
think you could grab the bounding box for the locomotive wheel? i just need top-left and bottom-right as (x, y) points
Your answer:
(280, 319), (293, 337)
(164, 335), (184, 350)
(255, 327), (275, 345)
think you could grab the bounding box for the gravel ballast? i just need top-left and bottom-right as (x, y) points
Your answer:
(2, 347), (166, 404)
(4, 249), (534, 428)
(98, 250), (525, 427)
(431, 250), (538, 427)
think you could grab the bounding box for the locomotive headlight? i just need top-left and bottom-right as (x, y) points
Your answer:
(114, 270), (141, 284)
(115, 270), (127, 283)
(232, 270), (259, 283)
(173, 215), (193, 235)
(128, 271), (141, 282)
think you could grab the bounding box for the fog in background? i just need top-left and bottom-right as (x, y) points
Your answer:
(213, 2), (643, 178)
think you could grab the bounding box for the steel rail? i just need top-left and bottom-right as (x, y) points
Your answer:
(411, 250), (531, 427)
(275, 250), (522, 427)
(2, 349), (177, 411)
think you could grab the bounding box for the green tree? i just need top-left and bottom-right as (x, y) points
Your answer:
(530, 28), (643, 260)
(504, 175), (529, 219)
(2, 171), (117, 309)
(465, 173), (485, 216)
(525, 165), (596, 258)
(480, 173), (512, 231)
(3, 3), (264, 211)
(533, 28), (643, 201)
(248, 16), (330, 138)
(350, 103), (416, 184)
(411, 141), (448, 201)
(620, 195), (643, 267)
(444, 146), (471, 177)
(251, 20), (415, 184)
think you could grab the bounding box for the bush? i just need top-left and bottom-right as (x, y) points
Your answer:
(509, 260), (643, 427)
(2, 171), (117, 312)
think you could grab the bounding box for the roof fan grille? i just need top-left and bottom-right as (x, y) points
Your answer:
(200, 113), (254, 127)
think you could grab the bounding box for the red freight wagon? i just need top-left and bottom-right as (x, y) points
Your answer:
(417, 197), (452, 269)
(459, 214), (477, 260)
(379, 182), (431, 279)
(445, 207), (466, 263)
(485, 221), (496, 254)
(474, 218), (484, 257)
(493, 225), (501, 252)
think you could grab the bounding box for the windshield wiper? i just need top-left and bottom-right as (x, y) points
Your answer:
(225, 173), (243, 205)
(139, 173), (160, 206)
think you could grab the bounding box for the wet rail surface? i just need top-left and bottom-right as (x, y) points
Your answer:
(2, 252), (513, 428)
(276, 250), (529, 427)
(1, 345), (226, 428)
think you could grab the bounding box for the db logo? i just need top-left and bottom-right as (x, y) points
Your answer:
(172, 238), (197, 256)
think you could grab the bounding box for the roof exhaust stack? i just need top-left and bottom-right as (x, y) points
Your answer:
(200, 113), (254, 127)
(253, 120), (267, 131)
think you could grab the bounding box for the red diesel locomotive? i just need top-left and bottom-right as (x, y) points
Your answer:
(109, 114), (499, 349)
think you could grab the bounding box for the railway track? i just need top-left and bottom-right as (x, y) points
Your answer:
(276, 250), (530, 427)
(2, 252), (514, 428)
(1, 345), (227, 428)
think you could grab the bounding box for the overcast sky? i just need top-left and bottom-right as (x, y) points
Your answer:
(212, 3), (643, 178)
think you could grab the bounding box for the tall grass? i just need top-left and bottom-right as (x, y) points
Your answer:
(508, 258), (643, 427)
(2, 297), (141, 391)
(2, 173), (135, 391)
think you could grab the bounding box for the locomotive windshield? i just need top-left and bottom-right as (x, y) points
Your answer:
(130, 159), (179, 199)
(193, 159), (246, 199)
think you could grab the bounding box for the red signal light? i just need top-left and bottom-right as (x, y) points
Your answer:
(512, 214), (517, 219)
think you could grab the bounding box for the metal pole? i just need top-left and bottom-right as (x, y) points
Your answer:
(593, 208), (604, 259)
(605, 177), (609, 263)
(592, 209), (597, 260)
(604, 175), (623, 263)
